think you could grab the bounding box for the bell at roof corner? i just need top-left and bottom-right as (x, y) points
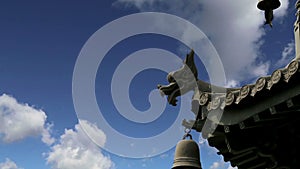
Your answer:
(172, 134), (202, 169)
(257, 0), (281, 28)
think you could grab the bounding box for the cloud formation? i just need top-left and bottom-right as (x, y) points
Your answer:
(46, 120), (113, 169)
(227, 166), (238, 169)
(210, 161), (225, 169)
(0, 94), (54, 145)
(0, 158), (22, 169)
(276, 40), (295, 67)
(209, 160), (237, 169)
(115, 0), (290, 85)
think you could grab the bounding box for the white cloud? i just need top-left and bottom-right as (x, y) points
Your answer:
(252, 61), (270, 77)
(0, 158), (22, 169)
(210, 161), (225, 169)
(274, 0), (289, 18)
(159, 153), (169, 159)
(42, 123), (55, 146)
(0, 94), (54, 145)
(209, 160), (237, 169)
(276, 40), (295, 67)
(46, 120), (113, 169)
(78, 120), (106, 147)
(115, 0), (290, 84)
(225, 80), (240, 88)
(227, 166), (238, 169)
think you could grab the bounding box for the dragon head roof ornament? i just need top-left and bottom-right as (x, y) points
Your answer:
(157, 50), (198, 106)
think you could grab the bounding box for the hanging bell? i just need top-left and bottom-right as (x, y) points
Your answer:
(172, 134), (202, 169)
(257, 0), (281, 27)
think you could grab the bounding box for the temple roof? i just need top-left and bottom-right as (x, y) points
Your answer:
(189, 59), (300, 126)
(157, 49), (300, 168)
(185, 59), (300, 169)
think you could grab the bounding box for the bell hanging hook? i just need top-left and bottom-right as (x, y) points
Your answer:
(183, 128), (192, 140)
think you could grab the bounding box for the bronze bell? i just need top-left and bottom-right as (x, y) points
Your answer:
(172, 134), (202, 169)
(257, 0), (281, 27)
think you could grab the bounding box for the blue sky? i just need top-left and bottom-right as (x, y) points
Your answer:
(0, 0), (297, 169)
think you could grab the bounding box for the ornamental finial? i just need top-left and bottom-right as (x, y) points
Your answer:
(296, 0), (300, 24)
(257, 0), (281, 27)
(295, 0), (300, 60)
